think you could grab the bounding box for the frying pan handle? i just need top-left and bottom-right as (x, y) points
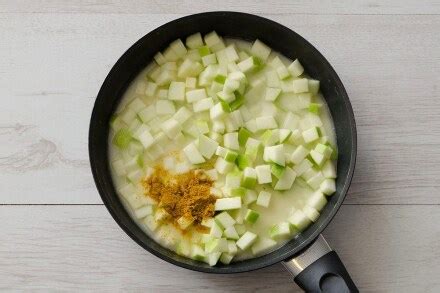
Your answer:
(282, 235), (358, 292)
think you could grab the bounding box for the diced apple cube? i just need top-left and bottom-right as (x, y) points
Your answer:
(185, 77), (197, 88)
(227, 62), (240, 73)
(264, 144), (285, 166)
(304, 206), (320, 222)
(183, 142), (205, 164)
(154, 208), (171, 222)
(293, 158), (313, 176)
(156, 69), (176, 86)
(137, 128), (155, 148)
(308, 79), (320, 95)
(302, 127), (320, 143)
(201, 218), (215, 229)
(154, 52), (166, 65)
(245, 209), (260, 224)
(223, 78), (240, 94)
(281, 79), (294, 93)
(120, 108), (137, 125)
(225, 45), (239, 62)
(279, 129), (292, 143)
(274, 167), (297, 190)
(310, 149), (326, 167)
(225, 172), (242, 188)
(315, 143), (333, 159)
(127, 98), (146, 112)
(212, 120), (225, 134)
(276, 66), (290, 80)
(251, 39), (271, 61)
(186, 88), (207, 103)
(215, 157), (235, 174)
(216, 146), (238, 162)
(322, 161), (337, 179)
(161, 118), (182, 138)
(210, 221), (224, 238)
(196, 120), (209, 134)
(297, 93), (312, 109)
(292, 78), (309, 93)
(288, 210), (311, 231)
(215, 197), (242, 211)
(320, 178), (336, 195)
(219, 253), (234, 264)
(210, 103), (227, 120)
(255, 165), (272, 184)
(137, 105), (155, 123)
(265, 87), (282, 102)
(162, 46), (179, 62)
(308, 191), (328, 211)
(237, 56), (258, 73)
(241, 167), (257, 189)
(227, 240), (238, 255)
(243, 189), (258, 205)
(205, 252), (221, 266)
(288, 59), (304, 77)
(256, 116), (278, 131)
(134, 205), (153, 219)
(172, 106), (192, 124)
(256, 191), (271, 208)
(191, 244), (206, 261)
(238, 50), (250, 61)
(162, 62), (177, 71)
(202, 53), (217, 66)
(205, 238), (229, 253)
(217, 91), (235, 103)
(224, 132), (239, 150)
(186, 32), (204, 49)
(198, 135), (219, 159)
(236, 231), (258, 250)
(266, 70), (280, 87)
(143, 215), (160, 232)
(204, 31), (222, 48)
(215, 211), (236, 229)
(170, 39), (187, 57)
(307, 171), (325, 189)
(216, 49), (229, 65)
(168, 81), (185, 101)
(269, 56), (284, 68)
(177, 59), (203, 78)
(291, 145), (310, 164)
(193, 97), (214, 112)
(155, 100), (175, 115)
(177, 216), (194, 230)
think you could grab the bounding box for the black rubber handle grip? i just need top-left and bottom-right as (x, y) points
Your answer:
(294, 251), (358, 293)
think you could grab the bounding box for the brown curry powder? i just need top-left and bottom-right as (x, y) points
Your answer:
(142, 166), (217, 226)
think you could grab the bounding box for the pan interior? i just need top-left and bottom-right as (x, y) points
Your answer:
(89, 11), (357, 273)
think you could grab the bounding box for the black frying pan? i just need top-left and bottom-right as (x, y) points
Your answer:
(89, 12), (358, 292)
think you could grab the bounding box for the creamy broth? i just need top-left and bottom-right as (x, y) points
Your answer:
(108, 35), (337, 264)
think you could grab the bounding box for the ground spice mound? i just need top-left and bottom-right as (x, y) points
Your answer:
(142, 166), (217, 225)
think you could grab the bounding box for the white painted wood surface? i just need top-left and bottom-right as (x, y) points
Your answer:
(1, 1), (439, 292)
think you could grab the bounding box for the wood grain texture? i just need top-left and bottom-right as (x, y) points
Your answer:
(1, 0), (440, 15)
(1, 2), (439, 292)
(1, 13), (439, 204)
(1, 205), (439, 292)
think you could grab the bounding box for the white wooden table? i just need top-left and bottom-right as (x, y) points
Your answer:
(1, 1), (439, 292)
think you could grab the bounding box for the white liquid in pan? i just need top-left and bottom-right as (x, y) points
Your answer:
(108, 37), (337, 263)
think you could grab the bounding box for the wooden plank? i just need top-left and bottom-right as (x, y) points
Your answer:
(1, 13), (439, 204)
(0, 205), (438, 292)
(1, 0), (440, 15)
